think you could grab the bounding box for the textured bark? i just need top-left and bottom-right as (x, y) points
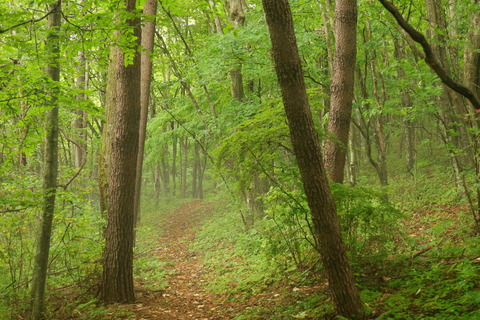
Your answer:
(324, 0), (357, 183)
(261, 0), (364, 318)
(464, 1), (480, 100)
(134, 0), (157, 225)
(30, 2), (61, 319)
(98, 49), (117, 216)
(100, 0), (141, 304)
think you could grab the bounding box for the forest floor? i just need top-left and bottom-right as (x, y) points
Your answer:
(122, 200), (263, 320)
(58, 199), (478, 320)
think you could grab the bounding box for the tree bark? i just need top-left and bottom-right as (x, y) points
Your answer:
(30, 2), (61, 319)
(98, 49), (117, 217)
(261, 0), (364, 318)
(134, 0), (157, 225)
(324, 0), (357, 183)
(100, 0), (141, 304)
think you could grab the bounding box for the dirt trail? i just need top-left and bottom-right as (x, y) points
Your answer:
(130, 200), (239, 320)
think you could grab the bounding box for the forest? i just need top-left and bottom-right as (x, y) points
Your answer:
(1, 0), (479, 319)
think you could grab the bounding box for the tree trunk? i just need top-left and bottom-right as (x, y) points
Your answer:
(355, 63), (389, 188)
(228, 0), (246, 101)
(393, 39), (416, 175)
(463, 0), (480, 223)
(323, 0), (357, 183)
(99, 49), (118, 217)
(134, 0), (157, 225)
(261, 1), (364, 318)
(171, 126), (177, 196)
(73, 50), (87, 169)
(161, 144), (171, 195)
(180, 137), (188, 198)
(425, 0), (470, 197)
(30, 2), (61, 319)
(100, 0), (141, 304)
(198, 149), (206, 199)
(346, 124), (357, 186)
(192, 142), (198, 198)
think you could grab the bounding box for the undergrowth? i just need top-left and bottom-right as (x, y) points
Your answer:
(191, 177), (480, 319)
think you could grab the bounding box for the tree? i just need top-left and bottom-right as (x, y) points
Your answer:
(99, 0), (141, 303)
(134, 0), (157, 225)
(227, 0), (246, 101)
(261, 0), (364, 318)
(323, 0), (357, 183)
(30, 1), (61, 319)
(378, 0), (480, 228)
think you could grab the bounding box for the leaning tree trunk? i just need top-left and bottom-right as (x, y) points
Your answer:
(30, 2), (61, 319)
(323, 0), (357, 183)
(99, 0), (141, 304)
(261, 0), (364, 318)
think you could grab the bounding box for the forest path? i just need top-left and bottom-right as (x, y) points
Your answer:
(130, 200), (240, 320)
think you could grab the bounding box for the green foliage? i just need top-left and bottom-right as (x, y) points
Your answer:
(331, 183), (403, 262)
(0, 184), (104, 318)
(261, 187), (317, 270)
(216, 102), (290, 186)
(191, 201), (283, 297)
(233, 291), (334, 320)
(376, 259), (480, 319)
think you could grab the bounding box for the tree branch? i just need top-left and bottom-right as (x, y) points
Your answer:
(378, 0), (480, 112)
(0, 1), (61, 34)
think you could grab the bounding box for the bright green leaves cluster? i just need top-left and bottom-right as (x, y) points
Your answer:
(216, 103), (289, 181)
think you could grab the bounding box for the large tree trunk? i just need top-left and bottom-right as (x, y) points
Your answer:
(30, 2), (61, 319)
(323, 0), (357, 183)
(98, 49), (117, 217)
(261, 0), (364, 318)
(99, 0), (141, 304)
(134, 0), (157, 225)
